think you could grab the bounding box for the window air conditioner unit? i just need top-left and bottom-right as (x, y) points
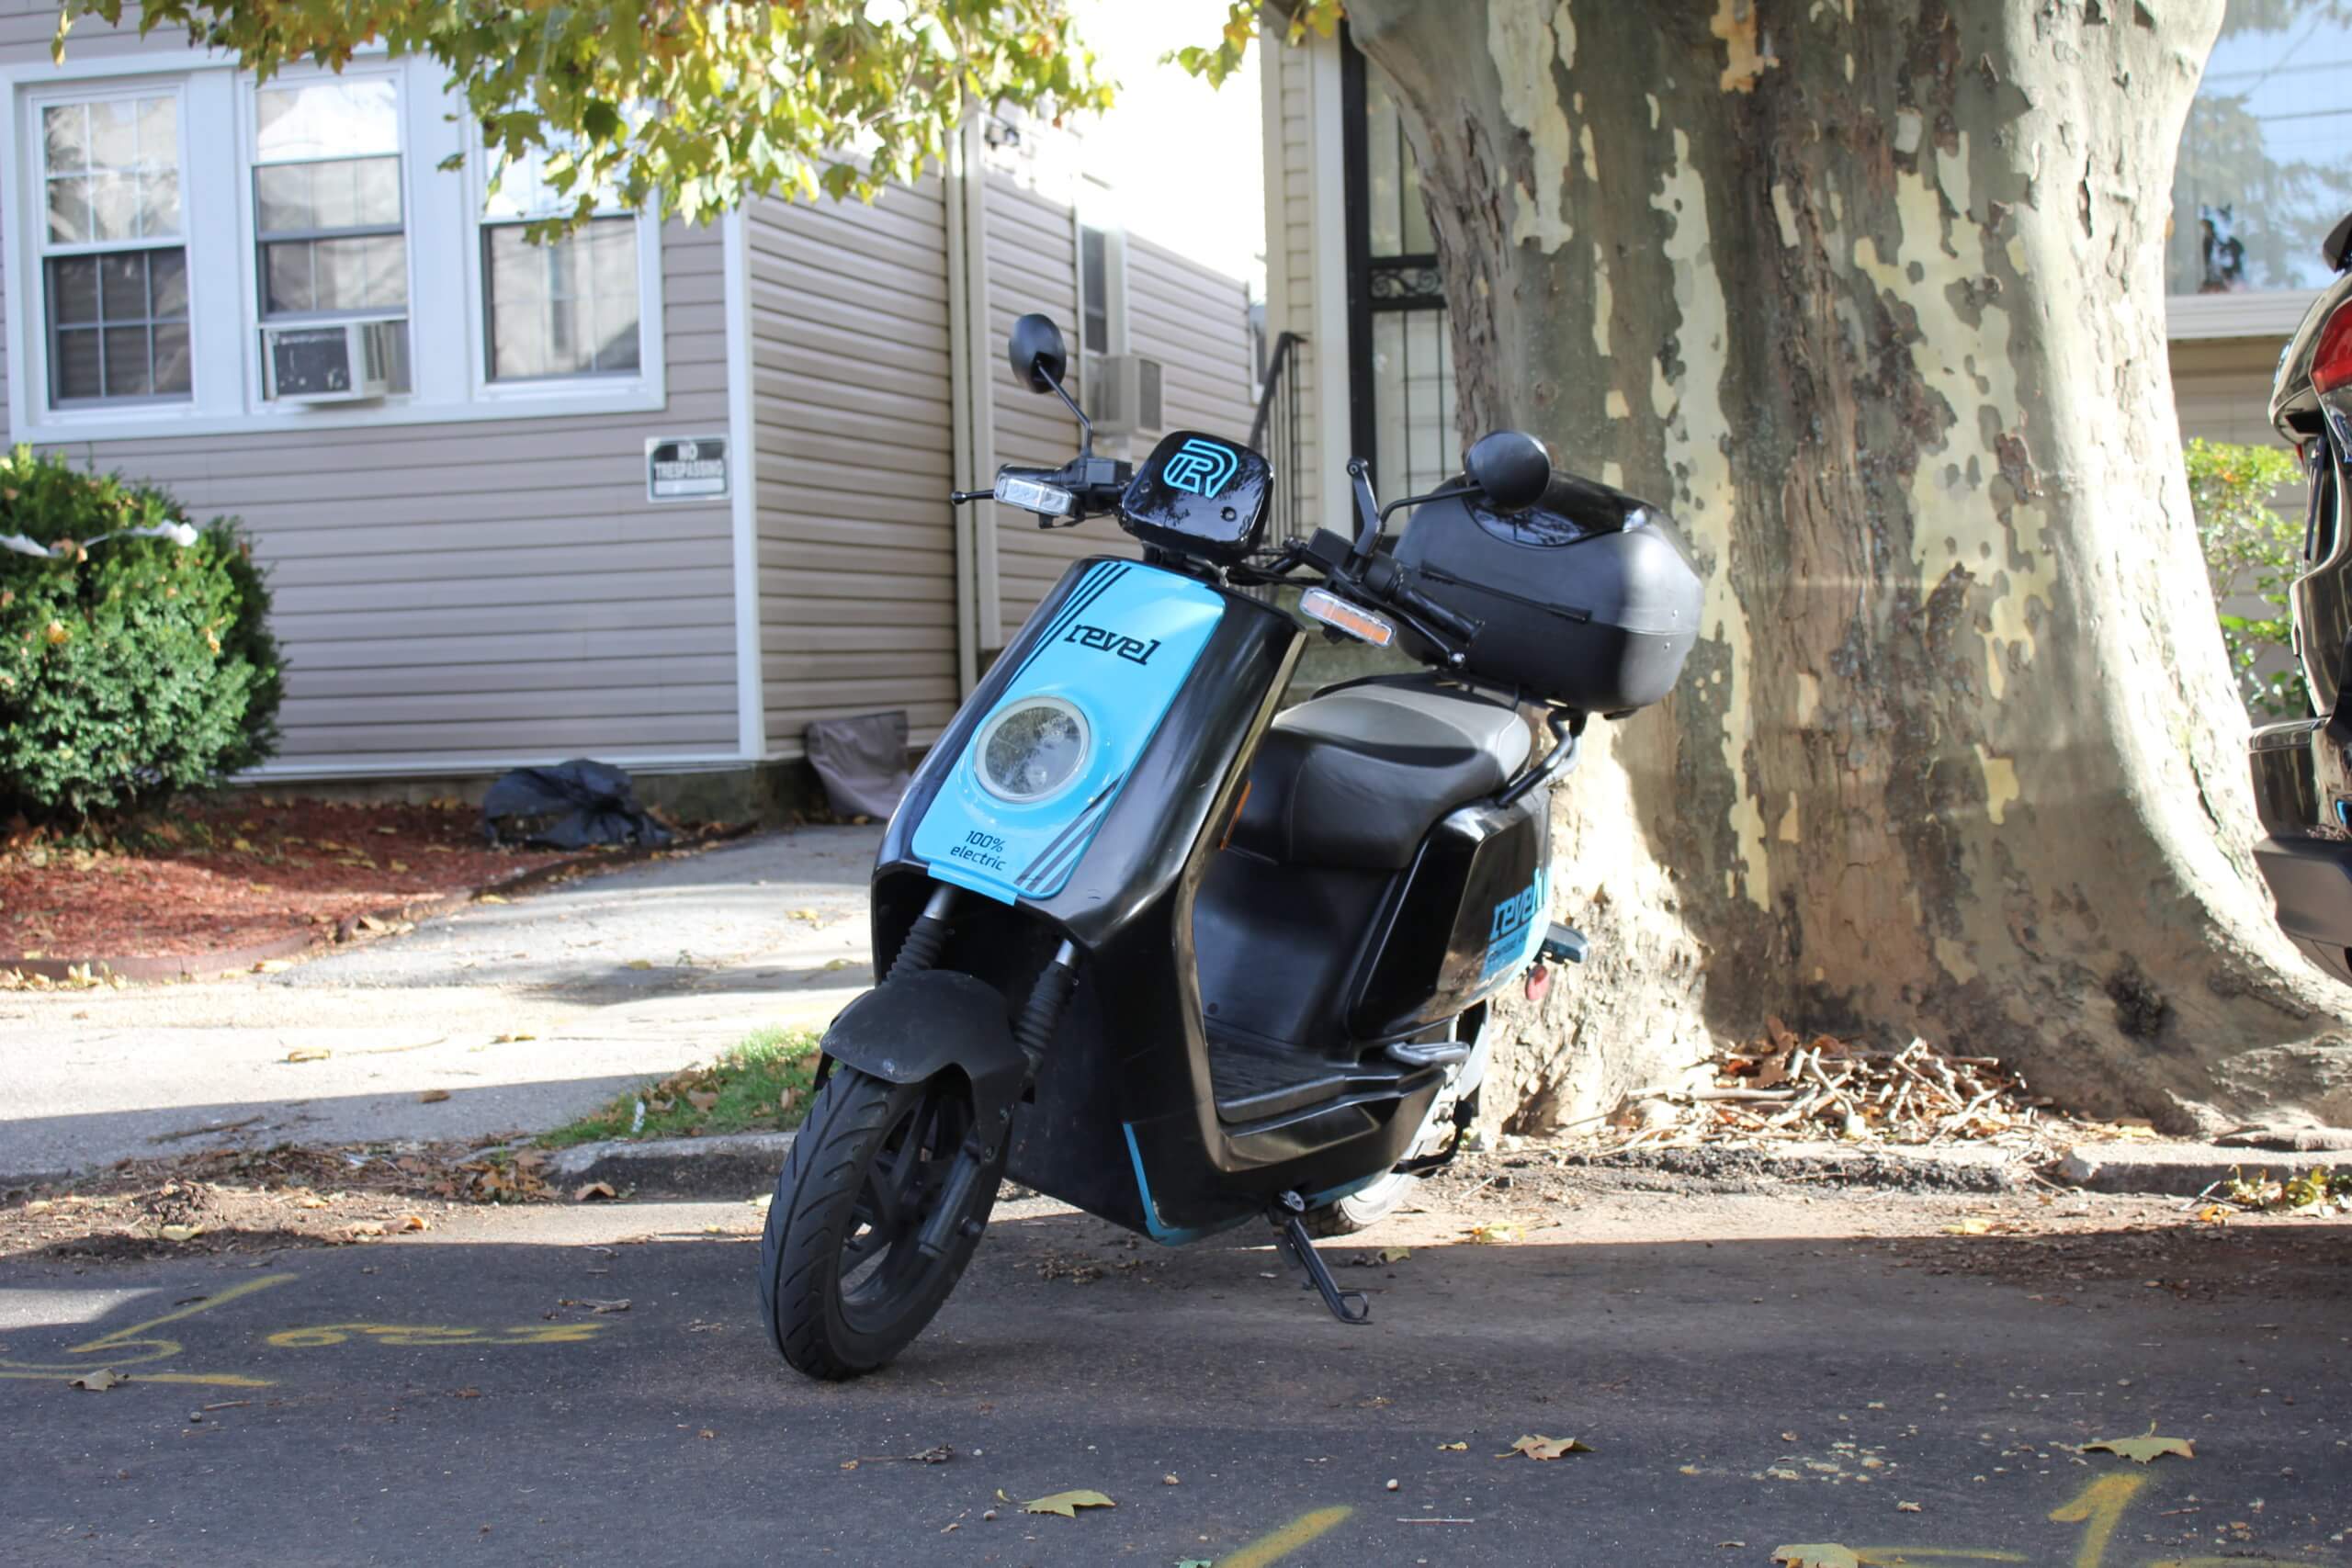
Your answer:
(263, 319), (401, 403)
(1082, 352), (1163, 438)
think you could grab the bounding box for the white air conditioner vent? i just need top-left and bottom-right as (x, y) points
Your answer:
(264, 319), (403, 403)
(1082, 352), (1163, 437)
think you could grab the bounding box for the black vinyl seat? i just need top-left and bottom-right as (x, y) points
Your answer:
(1231, 677), (1532, 870)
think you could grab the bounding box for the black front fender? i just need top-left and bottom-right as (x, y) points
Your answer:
(819, 971), (1028, 1135)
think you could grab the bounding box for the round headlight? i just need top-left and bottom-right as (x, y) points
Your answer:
(976, 696), (1091, 803)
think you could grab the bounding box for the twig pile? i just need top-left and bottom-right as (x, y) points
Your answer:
(1601, 1019), (2056, 1153)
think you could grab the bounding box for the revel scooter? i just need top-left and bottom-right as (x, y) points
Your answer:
(759, 312), (1701, 1380)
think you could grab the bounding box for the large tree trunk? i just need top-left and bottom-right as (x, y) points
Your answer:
(1344, 0), (2352, 1133)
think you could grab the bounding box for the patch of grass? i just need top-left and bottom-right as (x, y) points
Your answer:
(537, 1026), (821, 1148)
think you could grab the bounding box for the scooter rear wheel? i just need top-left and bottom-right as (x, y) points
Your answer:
(759, 1066), (1005, 1380)
(1302, 1169), (1416, 1236)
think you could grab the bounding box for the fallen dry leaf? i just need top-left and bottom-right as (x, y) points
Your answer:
(1465, 1223), (1521, 1245)
(1377, 1247), (1410, 1262)
(1896, 1501), (1921, 1512)
(2083, 1431), (2194, 1464)
(579, 1298), (631, 1314)
(1021, 1490), (1115, 1519)
(1503, 1435), (1593, 1461)
(395, 1214), (428, 1233)
(157, 1223), (203, 1243)
(417, 1089), (451, 1104)
(492, 1032), (537, 1043)
(1772, 1548), (1860, 1568)
(778, 1087), (797, 1114)
(1943, 1217), (1993, 1235)
(285, 1047), (333, 1063)
(68, 1370), (127, 1391)
(685, 1089), (720, 1113)
(1437, 1441), (1468, 1451)
(573, 1181), (617, 1202)
(624, 959), (654, 971)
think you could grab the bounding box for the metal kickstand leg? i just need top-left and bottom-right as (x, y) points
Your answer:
(1271, 1191), (1372, 1325)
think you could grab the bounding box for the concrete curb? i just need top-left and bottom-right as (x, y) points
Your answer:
(2052, 1141), (2323, 1197)
(545, 1130), (796, 1198)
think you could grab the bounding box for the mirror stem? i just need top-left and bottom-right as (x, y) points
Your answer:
(1037, 366), (1092, 457)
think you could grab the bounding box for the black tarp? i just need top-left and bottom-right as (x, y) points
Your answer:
(481, 760), (673, 850)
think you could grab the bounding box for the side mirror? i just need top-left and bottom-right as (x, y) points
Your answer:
(1464, 430), (1552, 512)
(1008, 313), (1069, 392)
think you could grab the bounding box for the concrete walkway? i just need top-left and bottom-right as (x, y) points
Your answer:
(0, 826), (884, 1181)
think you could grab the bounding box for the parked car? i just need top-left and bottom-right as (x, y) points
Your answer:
(2248, 210), (2352, 982)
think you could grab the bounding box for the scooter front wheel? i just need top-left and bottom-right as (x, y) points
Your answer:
(759, 1066), (1005, 1380)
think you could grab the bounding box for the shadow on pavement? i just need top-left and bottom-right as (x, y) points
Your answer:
(2, 1202), (2346, 1566)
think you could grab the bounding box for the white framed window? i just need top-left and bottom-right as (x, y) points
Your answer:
(248, 71), (412, 391)
(469, 137), (655, 389)
(2166, 7), (2352, 340)
(1, 52), (666, 443)
(35, 87), (189, 405)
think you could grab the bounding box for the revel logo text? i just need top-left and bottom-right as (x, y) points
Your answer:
(1066, 623), (1160, 664)
(1162, 437), (1238, 497)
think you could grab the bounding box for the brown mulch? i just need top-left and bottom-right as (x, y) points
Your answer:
(0, 1141), (562, 1261)
(0, 796), (614, 964)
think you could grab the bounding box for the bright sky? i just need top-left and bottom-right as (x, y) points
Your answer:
(1065, 0), (1268, 295)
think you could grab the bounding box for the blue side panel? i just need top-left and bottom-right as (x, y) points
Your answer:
(911, 560), (1226, 903)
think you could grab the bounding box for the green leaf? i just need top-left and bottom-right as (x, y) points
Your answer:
(1772, 1549), (1860, 1568)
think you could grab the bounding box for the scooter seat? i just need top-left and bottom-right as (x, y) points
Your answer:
(1233, 677), (1532, 869)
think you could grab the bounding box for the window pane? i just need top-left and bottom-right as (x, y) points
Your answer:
(254, 163), (313, 231)
(152, 323), (191, 395)
(255, 79), (398, 162)
(42, 104), (87, 175)
(290, 235), (405, 312)
(485, 218), (639, 378)
(151, 250), (188, 318)
(2169, 9), (2352, 294)
(99, 252), (146, 319)
(46, 256), (98, 325)
(352, 156), (401, 225)
(103, 325), (153, 397)
(88, 98), (136, 171)
(87, 173), (137, 243)
(264, 243), (314, 314)
(46, 175), (89, 243)
(137, 96), (176, 165)
(139, 170), (180, 238)
(52, 328), (101, 400)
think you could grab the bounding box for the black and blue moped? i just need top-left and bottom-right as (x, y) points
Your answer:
(759, 313), (1701, 1379)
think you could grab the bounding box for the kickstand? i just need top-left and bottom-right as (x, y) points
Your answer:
(1270, 1192), (1372, 1325)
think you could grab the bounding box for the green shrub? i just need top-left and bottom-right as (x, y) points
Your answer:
(2186, 436), (2304, 719)
(0, 446), (281, 822)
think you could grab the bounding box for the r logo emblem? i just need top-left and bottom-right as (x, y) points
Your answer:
(1162, 437), (1238, 497)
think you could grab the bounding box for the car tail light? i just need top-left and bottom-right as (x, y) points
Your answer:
(2316, 299), (2352, 395)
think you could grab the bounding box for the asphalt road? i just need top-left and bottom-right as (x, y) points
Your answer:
(3, 1184), (2347, 1567)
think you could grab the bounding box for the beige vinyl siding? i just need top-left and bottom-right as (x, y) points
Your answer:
(1262, 36), (1328, 533)
(743, 178), (962, 755)
(988, 171), (1112, 638)
(2170, 337), (2296, 450)
(1127, 233), (1255, 445)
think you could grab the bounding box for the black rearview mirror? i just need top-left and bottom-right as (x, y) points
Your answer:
(1009, 313), (1069, 392)
(1464, 430), (1552, 512)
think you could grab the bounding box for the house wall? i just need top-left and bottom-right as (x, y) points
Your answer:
(1, 6), (738, 775)
(741, 177), (961, 755)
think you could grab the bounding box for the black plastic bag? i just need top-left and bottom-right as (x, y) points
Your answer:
(481, 759), (673, 850)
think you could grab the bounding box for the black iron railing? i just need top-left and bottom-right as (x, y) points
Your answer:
(1249, 330), (1307, 552)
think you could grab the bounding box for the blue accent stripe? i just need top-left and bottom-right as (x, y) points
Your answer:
(1121, 1123), (1220, 1246)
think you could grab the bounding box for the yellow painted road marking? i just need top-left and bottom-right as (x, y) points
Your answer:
(1853, 1551), (2028, 1563)
(2047, 1472), (2148, 1568)
(1221, 1506), (1351, 1568)
(0, 1272), (294, 1384)
(264, 1322), (613, 1348)
(0, 1369), (275, 1387)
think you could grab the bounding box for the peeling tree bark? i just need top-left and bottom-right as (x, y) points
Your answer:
(1344, 0), (2352, 1132)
